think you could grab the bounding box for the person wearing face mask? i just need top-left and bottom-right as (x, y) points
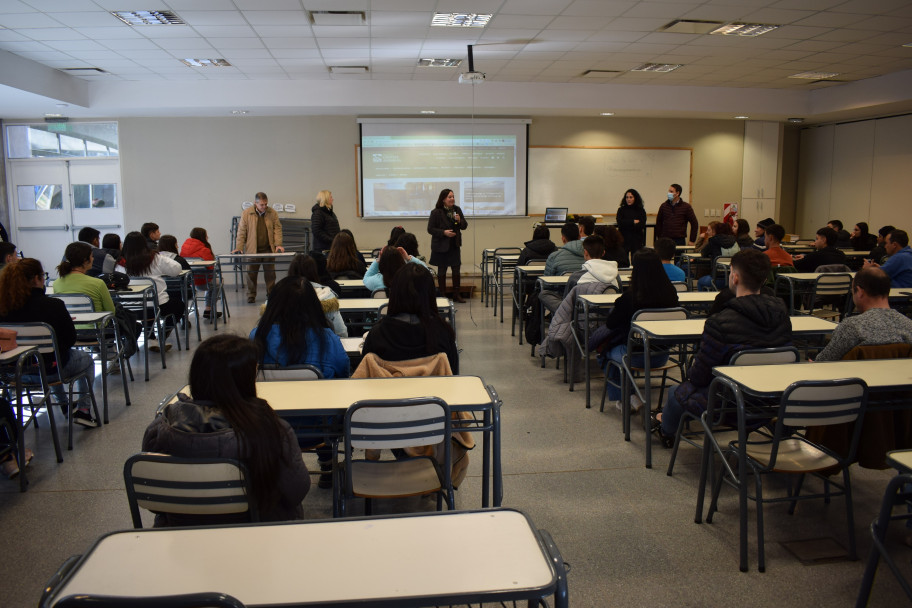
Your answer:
(234, 192), (285, 303)
(616, 188), (647, 258)
(654, 183), (698, 246)
(427, 188), (469, 302)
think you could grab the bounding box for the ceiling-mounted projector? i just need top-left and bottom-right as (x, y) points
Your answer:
(458, 45), (485, 84)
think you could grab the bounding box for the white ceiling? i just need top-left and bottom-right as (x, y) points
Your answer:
(1, 0), (911, 123)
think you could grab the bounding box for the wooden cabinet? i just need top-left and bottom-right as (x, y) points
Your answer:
(742, 121), (781, 224)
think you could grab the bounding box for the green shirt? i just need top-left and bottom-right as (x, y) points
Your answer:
(53, 272), (116, 312)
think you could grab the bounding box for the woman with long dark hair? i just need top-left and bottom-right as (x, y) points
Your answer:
(616, 188), (646, 258)
(594, 225), (629, 268)
(850, 222), (877, 252)
(427, 188), (468, 302)
(142, 334), (310, 525)
(362, 264), (458, 372)
(363, 232), (429, 293)
(117, 231), (183, 350)
(0, 258), (98, 427)
(287, 253), (347, 337)
(325, 232), (366, 280)
(594, 249), (679, 412)
(180, 227), (221, 319)
(250, 276), (349, 378)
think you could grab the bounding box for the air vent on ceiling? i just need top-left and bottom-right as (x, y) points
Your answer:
(329, 66), (368, 74)
(63, 67), (108, 76)
(582, 70), (622, 78)
(310, 11), (366, 26)
(711, 23), (779, 37)
(662, 20), (724, 34)
(111, 10), (184, 26)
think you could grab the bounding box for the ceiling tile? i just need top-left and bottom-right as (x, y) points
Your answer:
(45, 11), (124, 28)
(0, 0), (37, 14)
(792, 11), (866, 28)
(563, 0), (635, 18)
(242, 11), (312, 26)
(43, 38), (108, 51)
(622, 2), (700, 19)
(318, 37), (370, 49)
(680, 5), (750, 22)
(263, 37), (317, 49)
(24, 0), (99, 9)
(368, 11), (429, 27)
(219, 49), (273, 59)
(18, 27), (86, 41)
(161, 0), (239, 9)
(549, 16), (612, 29)
(232, 0), (302, 9)
(100, 38), (161, 51)
(252, 25), (313, 37)
(311, 25), (369, 37)
(191, 26), (257, 37)
(209, 37), (265, 49)
(177, 11), (248, 26)
(811, 28), (881, 43)
(831, 0), (911, 14)
(500, 0), (573, 16)
(73, 26), (144, 40)
(739, 7), (816, 24)
(603, 17), (671, 32)
(853, 15), (912, 32)
(0, 12), (61, 28)
(270, 48), (322, 59)
(153, 38), (217, 50)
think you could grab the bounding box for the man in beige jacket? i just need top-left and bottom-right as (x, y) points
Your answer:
(234, 192), (284, 302)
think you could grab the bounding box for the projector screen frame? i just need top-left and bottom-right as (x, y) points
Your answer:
(357, 117), (531, 220)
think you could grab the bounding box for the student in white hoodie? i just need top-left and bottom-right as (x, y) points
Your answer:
(539, 236), (619, 377)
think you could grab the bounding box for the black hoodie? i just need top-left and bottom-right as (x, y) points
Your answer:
(518, 238), (557, 265)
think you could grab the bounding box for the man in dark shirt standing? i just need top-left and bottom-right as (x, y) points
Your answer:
(654, 183), (698, 246)
(793, 227), (847, 272)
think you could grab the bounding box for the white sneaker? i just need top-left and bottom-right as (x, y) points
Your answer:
(148, 339), (160, 352)
(630, 394), (644, 414)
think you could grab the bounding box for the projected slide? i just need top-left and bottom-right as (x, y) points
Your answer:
(359, 119), (528, 218)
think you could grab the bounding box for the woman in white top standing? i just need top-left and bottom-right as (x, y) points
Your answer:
(117, 231), (183, 351)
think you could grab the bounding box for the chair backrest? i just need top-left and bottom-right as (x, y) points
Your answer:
(815, 264), (852, 273)
(0, 322), (59, 358)
(50, 293), (95, 314)
(814, 272), (852, 296)
(527, 260), (547, 267)
(672, 281), (689, 292)
(123, 453), (257, 529)
(371, 288), (388, 298)
(843, 343), (912, 360)
(632, 307), (689, 322)
(729, 346), (800, 366)
(258, 364), (323, 381)
(779, 378), (867, 429)
(345, 398), (450, 451)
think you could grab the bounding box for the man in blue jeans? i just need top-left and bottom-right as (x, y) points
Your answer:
(657, 249), (792, 446)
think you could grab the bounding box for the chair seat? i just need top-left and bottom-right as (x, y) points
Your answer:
(349, 457), (441, 498)
(744, 438), (838, 472)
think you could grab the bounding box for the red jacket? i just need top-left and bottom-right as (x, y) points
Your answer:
(180, 237), (214, 286)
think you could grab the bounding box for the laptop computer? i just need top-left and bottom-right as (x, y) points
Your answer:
(544, 207), (568, 223)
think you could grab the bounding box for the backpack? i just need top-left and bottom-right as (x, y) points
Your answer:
(98, 271), (130, 291)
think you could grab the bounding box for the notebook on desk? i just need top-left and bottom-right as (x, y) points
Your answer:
(544, 207), (568, 223)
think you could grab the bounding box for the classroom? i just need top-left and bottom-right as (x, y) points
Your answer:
(1, 1), (912, 606)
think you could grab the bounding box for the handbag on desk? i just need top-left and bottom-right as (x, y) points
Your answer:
(0, 328), (17, 352)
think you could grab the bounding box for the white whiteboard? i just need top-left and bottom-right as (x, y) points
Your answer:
(529, 147), (692, 215)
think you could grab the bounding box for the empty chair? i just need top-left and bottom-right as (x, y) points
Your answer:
(855, 472), (912, 606)
(123, 452), (258, 528)
(337, 397), (454, 516)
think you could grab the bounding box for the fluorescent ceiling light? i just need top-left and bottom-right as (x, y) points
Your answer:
(600, 112), (615, 116)
(418, 58), (462, 67)
(631, 63), (682, 73)
(329, 66), (368, 74)
(789, 71), (839, 79)
(420, 110), (436, 114)
(432, 13), (492, 27)
(111, 10), (184, 26)
(734, 115), (749, 119)
(309, 11), (365, 26)
(903, 42), (912, 47)
(787, 117), (805, 124)
(711, 23), (779, 37)
(663, 20), (724, 34)
(582, 70), (621, 78)
(180, 58), (231, 67)
(231, 110), (249, 115)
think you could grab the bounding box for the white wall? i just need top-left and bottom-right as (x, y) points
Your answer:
(119, 115), (745, 274)
(797, 114), (912, 237)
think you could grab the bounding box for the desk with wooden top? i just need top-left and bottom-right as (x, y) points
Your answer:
(629, 316), (839, 469)
(165, 375), (503, 508)
(41, 509), (566, 608)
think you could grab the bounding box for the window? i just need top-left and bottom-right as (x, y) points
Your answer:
(17, 185), (63, 210)
(73, 183), (118, 209)
(6, 123), (119, 158)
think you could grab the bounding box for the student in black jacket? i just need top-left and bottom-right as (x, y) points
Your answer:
(793, 227), (847, 272)
(518, 226), (557, 265)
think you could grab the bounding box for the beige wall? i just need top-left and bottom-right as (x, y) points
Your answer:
(120, 115), (745, 274)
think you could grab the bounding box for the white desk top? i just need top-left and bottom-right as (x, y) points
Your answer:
(0, 345), (37, 363)
(338, 297), (451, 311)
(887, 449), (912, 474)
(187, 259), (214, 267)
(497, 255), (520, 262)
(172, 376), (493, 412)
(714, 359), (912, 395)
(516, 265), (547, 273)
(70, 312), (112, 323)
(580, 291), (722, 307)
(781, 272), (855, 281)
(49, 510), (555, 607)
(340, 337), (362, 354)
(538, 275), (571, 284)
(335, 279), (366, 288)
(889, 288), (912, 298)
(633, 316), (837, 340)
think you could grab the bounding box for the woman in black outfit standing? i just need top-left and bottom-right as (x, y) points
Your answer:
(616, 188), (647, 260)
(427, 188), (468, 302)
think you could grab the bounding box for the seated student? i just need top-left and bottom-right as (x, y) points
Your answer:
(386, 226), (405, 249)
(157, 235), (191, 270)
(142, 334), (311, 524)
(815, 268), (912, 361)
(655, 238), (685, 282)
(753, 217), (775, 248)
(864, 228), (912, 288)
(696, 222), (738, 291)
(0, 242), (17, 273)
(77, 227), (116, 277)
(762, 224), (793, 267)
(577, 215), (596, 239)
(101, 233), (123, 267)
(792, 227), (847, 272)
(593, 249), (679, 413)
(180, 227), (221, 319)
(735, 219), (754, 249)
(693, 221), (718, 254)
(395, 231), (428, 266)
(117, 231), (184, 352)
(656, 249), (792, 446)
(869, 225), (895, 264)
(325, 232), (366, 280)
(828, 219), (852, 248)
(0, 259), (98, 427)
(850, 222), (877, 252)
(518, 225), (556, 266)
(286, 254), (347, 337)
(540, 236), (619, 379)
(141, 222), (160, 250)
(54, 242), (116, 314)
(362, 264), (458, 373)
(544, 222), (584, 276)
(339, 228), (367, 267)
(363, 239), (428, 293)
(594, 225), (629, 268)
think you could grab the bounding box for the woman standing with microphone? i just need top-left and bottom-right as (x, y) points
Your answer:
(427, 188), (468, 302)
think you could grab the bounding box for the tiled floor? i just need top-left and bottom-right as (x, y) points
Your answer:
(1, 288), (910, 607)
